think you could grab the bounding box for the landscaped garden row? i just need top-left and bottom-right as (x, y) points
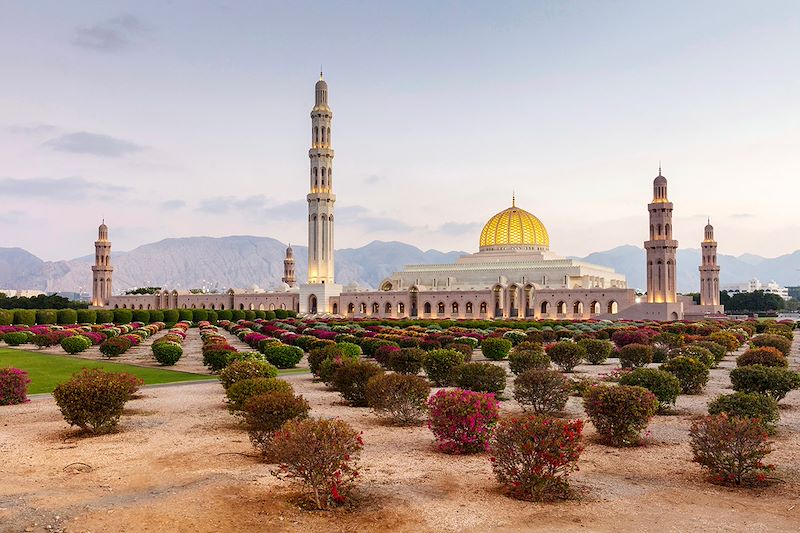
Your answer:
(151, 321), (190, 365)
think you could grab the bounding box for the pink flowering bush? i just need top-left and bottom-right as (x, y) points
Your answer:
(427, 389), (500, 454)
(0, 368), (31, 405)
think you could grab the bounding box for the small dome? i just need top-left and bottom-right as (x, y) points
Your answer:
(479, 203), (549, 251)
(654, 174), (667, 186)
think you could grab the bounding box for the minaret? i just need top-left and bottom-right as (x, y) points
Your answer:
(307, 71), (335, 284)
(91, 220), (113, 307)
(699, 220), (720, 306)
(644, 167), (678, 303)
(282, 244), (297, 288)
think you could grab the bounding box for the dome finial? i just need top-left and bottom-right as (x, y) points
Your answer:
(658, 160), (662, 176)
(512, 190), (516, 207)
(319, 66), (323, 80)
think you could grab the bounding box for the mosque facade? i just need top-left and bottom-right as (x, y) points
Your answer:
(96, 75), (724, 320)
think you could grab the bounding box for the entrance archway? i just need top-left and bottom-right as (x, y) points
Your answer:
(309, 295), (318, 314)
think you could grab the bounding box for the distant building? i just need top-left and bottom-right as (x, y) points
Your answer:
(722, 279), (790, 300)
(0, 289), (46, 298)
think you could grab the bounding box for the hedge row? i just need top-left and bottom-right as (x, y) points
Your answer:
(0, 308), (302, 326)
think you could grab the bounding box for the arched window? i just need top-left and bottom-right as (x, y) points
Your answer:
(608, 301), (619, 314)
(385, 302), (392, 314)
(424, 302), (432, 315)
(372, 302), (379, 314)
(540, 301), (548, 314)
(437, 302), (445, 314)
(314, 126), (319, 143)
(348, 302), (355, 314)
(590, 301), (600, 314)
(191, 304), (196, 309)
(479, 302), (487, 314)
(452, 302), (459, 314)
(557, 301), (566, 314)
(327, 127), (330, 144)
(359, 302), (367, 314)
(332, 303), (338, 314)
(573, 301), (583, 315)
(220, 304), (225, 310)
(398, 302), (405, 314)
(466, 302), (473, 314)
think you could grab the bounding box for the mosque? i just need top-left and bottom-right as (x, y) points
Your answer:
(94, 75), (724, 321)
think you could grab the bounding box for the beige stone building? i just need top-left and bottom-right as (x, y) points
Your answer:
(98, 74), (723, 321)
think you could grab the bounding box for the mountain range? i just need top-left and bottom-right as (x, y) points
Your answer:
(0, 237), (797, 295)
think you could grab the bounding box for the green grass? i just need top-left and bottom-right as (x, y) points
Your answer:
(0, 348), (214, 394)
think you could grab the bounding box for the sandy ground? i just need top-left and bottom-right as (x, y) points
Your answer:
(1, 333), (798, 532)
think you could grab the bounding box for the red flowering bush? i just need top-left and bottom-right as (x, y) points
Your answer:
(271, 418), (363, 510)
(100, 336), (132, 357)
(611, 329), (653, 348)
(689, 414), (774, 486)
(618, 343), (653, 369)
(490, 415), (583, 501)
(52, 369), (141, 434)
(0, 368), (31, 405)
(736, 347), (788, 368)
(583, 385), (659, 446)
(427, 389), (500, 454)
(750, 334), (791, 356)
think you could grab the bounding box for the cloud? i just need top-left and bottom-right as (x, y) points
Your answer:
(159, 199), (186, 209)
(730, 213), (755, 219)
(195, 196), (306, 221)
(0, 176), (128, 200)
(43, 132), (144, 157)
(437, 222), (481, 235)
(364, 175), (382, 185)
(337, 205), (414, 231)
(72, 15), (147, 52)
(7, 123), (58, 136)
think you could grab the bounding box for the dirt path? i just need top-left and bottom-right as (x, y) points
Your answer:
(1, 333), (798, 532)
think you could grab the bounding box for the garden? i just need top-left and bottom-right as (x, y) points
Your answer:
(1, 314), (798, 532)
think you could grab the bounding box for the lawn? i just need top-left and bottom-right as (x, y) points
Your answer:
(0, 348), (215, 394)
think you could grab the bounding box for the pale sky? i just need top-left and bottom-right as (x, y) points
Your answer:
(1, 1), (798, 261)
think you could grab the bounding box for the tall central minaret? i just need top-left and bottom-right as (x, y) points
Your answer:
(644, 168), (678, 303)
(699, 220), (720, 306)
(307, 72), (335, 284)
(91, 221), (113, 307)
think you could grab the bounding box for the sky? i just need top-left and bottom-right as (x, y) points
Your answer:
(1, 0), (798, 261)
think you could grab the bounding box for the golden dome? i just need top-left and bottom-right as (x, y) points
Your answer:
(479, 200), (549, 251)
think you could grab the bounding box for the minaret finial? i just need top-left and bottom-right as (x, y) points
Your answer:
(512, 190), (516, 207)
(658, 161), (662, 176)
(320, 66), (323, 80)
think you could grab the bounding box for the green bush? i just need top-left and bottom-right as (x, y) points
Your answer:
(148, 310), (164, 323)
(203, 349), (237, 372)
(513, 369), (570, 415)
(453, 362), (507, 395)
(206, 310), (217, 323)
(730, 365), (800, 402)
(56, 309), (77, 325)
(52, 369), (141, 434)
(130, 309), (149, 323)
(36, 309), (57, 325)
(60, 335), (92, 354)
(692, 341), (727, 365)
(3, 332), (29, 346)
(254, 310), (266, 319)
(750, 334), (792, 356)
(112, 309), (132, 324)
(619, 343), (653, 369)
(336, 341), (362, 358)
(481, 338), (513, 360)
(191, 309), (208, 322)
(583, 385), (659, 447)
(578, 339), (613, 365)
(366, 373), (430, 425)
(387, 347), (426, 375)
(736, 348), (788, 368)
(178, 309), (193, 322)
(619, 368), (682, 410)
(99, 336), (132, 357)
(660, 356), (710, 394)
(217, 309), (233, 321)
(152, 342), (183, 365)
(244, 391), (311, 458)
(265, 310), (276, 320)
(95, 309), (114, 324)
(14, 310), (36, 326)
(547, 341), (586, 372)
(508, 349), (550, 375)
(243, 310), (255, 320)
(0, 310), (13, 326)
(331, 360), (384, 407)
(708, 392), (779, 430)
(162, 309), (180, 324)
(308, 345), (344, 377)
(226, 377), (293, 413)
(231, 310), (246, 321)
(273, 309), (288, 319)
(677, 345), (715, 368)
(76, 309), (97, 324)
(262, 344), (304, 369)
(422, 349), (465, 386)
(218, 359), (278, 390)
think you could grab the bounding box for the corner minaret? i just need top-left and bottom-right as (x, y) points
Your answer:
(644, 168), (678, 303)
(91, 220), (113, 307)
(299, 72), (342, 314)
(282, 244), (297, 288)
(699, 220), (720, 306)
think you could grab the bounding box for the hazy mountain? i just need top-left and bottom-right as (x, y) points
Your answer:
(1, 238), (797, 295)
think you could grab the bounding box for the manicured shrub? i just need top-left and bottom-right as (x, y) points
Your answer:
(509, 349), (550, 375)
(112, 309), (132, 324)
(546, 341), (585, 372)
(366, 373), (430, 425)
(578, 338), (613, 365)
(707, 392), (779, 430)
(3, 332), (29, 346)
(60, 335), (92, 354)
(219, 359), (278, 390)
(690, 414), (773, 486)
(337, 342), (363, 358)
(32, 333), (58, 348)
(481, 337), (513, 360)
(36, 309), (57, 325)
(660, 356), (710, 394)
(490, 415), (583, 501)
(583, 385), (659, 447)
(203, 348), (237, 372)
(14, 310), (36, 326)
(373, 344), (401, 366)
(99, 336), (132, 357)
(618, 343), (653, 369)
(709, 331), (741, 352)
(331, 360), (384, 407)
(162, 309), (179, 324)
(445, 342), (474, 360)
(730, 365), (800, 402)
(262, 344), (304, 369)
(750, 334), (791, 356)
(52, 369), (141, 434)
(76, 309), (97, 324)
(619, 368), (682, 411)
(386, 347), (425, 375)
(422, 349), (464, 386)
(95, 309), (114, 323)
(244, 391), (311, 458)
(454, 362), (507, 395)
(0, 368), (30, 405)
(502, 329), (528, 345)
(308, 345), (345, 377)
(427, 388), (500, 454)
(0, 309), (13, 326)
(191, 309), (208, 323)
(362, 339), (400, 358)
(736, 347), (788, 368)
(226, 377), (293, 413)
(271, 418), (363, 510)
(692, 340), (727, 365)
(56, 309), (77, 325)
(152, 342), (183, 365)
(513, 369), (570, 415)
(677, 345), (715, 368)
(132, 309), (150, 323)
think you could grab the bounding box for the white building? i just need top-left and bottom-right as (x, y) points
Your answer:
(722, 278), (790, 300)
